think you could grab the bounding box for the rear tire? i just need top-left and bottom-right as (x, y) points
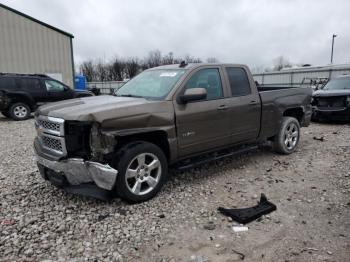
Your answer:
(9, 102), (31, 121)
(273, 117), (300, 154)
(113, 141), (168, 203)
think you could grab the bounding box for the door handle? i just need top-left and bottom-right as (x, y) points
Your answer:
(249, 100), (259, 105)
(217, 105), (228, 110)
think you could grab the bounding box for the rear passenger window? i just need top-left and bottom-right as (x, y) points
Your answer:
(0, 77), (16, 89)
(226, 68), (251, 97)
(184, 68), (223, 100)
(19, 78), (41, 90)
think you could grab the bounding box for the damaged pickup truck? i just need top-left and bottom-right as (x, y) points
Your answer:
(34, 63), (312, 202)
(312, 75), (350, 121)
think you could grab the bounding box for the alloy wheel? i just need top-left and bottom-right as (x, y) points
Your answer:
(125, 153), (162, 196)
(13, 106), (28, 118)
(284, 122), (299, 150)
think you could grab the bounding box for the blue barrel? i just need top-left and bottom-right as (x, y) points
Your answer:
(74, 75), (86, 90)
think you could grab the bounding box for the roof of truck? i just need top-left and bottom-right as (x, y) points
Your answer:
(150, 63), (247, 70)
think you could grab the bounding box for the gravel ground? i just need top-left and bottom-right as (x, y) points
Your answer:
(0, 115), (349, 262)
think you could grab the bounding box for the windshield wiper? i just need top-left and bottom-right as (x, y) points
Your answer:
(116, 94), (144, 98)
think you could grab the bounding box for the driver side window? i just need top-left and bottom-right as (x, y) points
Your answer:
(184, 68), (223, 100)
(45, 80), (65, 92)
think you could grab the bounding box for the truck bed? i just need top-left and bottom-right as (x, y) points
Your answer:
(258, 86), (313, 139)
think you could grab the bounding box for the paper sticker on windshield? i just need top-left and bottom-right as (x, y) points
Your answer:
(160, 72), (178, 77)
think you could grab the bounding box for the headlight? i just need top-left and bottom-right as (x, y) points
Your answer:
(90, 123), (116, 159)
(65, 121), (91, 158)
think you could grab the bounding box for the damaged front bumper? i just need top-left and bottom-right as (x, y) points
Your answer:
(35, 150), (118, 200)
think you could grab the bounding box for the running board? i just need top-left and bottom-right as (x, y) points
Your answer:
(173, 145), (259, 171)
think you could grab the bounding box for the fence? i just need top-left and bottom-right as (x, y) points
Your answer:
(86, 81), (126, 95)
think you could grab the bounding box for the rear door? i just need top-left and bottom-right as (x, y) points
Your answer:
(17, 77), (47, 102)
(173, 66), (232, 157)
(223, 66), (261, 144)
(0, 76), (16, 91)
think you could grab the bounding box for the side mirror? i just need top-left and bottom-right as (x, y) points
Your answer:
(178, 88), (207, 104)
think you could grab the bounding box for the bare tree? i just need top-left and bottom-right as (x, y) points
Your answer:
(206, 57), (219, 63)
(80, 51), (225, 82)
(110, 57), (126, 81)
(162, 52), (174, 65)
(273, 56), (292, 71)
(145, 50), (162, 68)
(125, 57), (140, 79)
(96, 61), (108, 82)
(79, 60), (95, 82)
(184, 55), (202, 63)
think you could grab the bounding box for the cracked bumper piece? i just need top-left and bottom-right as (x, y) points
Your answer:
(35, 153), (118, 193)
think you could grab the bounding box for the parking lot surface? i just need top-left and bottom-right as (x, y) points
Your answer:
(0, 115), (349, 261)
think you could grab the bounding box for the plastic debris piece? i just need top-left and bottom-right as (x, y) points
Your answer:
(232, 226), (249, 232)
(218, 193), (277, 224)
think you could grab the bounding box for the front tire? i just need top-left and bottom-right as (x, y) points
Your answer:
(9, 102), (31, 121)
(114, 142), (168, 203)
(273, 117), (300, 154)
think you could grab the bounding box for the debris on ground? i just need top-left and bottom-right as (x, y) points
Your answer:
(218, 194), (277, 224)
(313, 136), (325, 141)
(190, 255), (208, 262)
(203, 221), (216, 230)
(232, 249), (245, 260)
(97, 213), (110, 221)
(232, 226), (249, 232)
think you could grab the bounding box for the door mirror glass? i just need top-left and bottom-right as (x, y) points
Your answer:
(179, 88), (207, 103)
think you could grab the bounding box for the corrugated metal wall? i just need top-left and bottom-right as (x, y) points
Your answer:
(253, 64), (350, 87)
(0, 6), (74, 87)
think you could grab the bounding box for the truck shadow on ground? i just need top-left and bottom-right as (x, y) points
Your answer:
(35, 146), (275, 209)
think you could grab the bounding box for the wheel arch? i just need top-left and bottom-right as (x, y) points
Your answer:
(6, 92), (36, 111)
(283, 107), (304, 123)
(115, 130), (171, 161)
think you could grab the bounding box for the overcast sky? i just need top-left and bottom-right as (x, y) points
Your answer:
(2, 0), (349, 69)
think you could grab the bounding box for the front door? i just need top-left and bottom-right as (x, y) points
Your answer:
(174, 67), (232, 157)
(44, 79), (73, 102)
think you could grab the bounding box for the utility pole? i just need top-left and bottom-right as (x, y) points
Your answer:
(330, 34), (337, 64)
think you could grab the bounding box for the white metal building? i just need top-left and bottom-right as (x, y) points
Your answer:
(253, 64), (350, 88)
(0, 3), (74, 87)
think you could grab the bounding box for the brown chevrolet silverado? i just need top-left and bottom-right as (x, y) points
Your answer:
(34, 63), (312, 202)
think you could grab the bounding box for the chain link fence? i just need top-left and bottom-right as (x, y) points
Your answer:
(86, 81), (126, 95)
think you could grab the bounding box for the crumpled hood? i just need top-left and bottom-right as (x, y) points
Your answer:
(313, 89), (350, 97)
(36, 95), (174, 130)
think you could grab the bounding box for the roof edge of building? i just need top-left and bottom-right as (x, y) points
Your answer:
(0, 3), (74, 38)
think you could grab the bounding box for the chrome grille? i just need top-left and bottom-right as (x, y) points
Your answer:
(42, 135), (63, 152)
(38, 119), (60, 132)
(317, 97), (346, 107)
(35, 115), (66, 156)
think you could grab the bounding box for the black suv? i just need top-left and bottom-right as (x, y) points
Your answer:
(0, 73), (93, 120)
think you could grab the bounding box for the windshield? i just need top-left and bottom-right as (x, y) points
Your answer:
(323, 77), (350, 90)
(115, 69), (186, 99)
